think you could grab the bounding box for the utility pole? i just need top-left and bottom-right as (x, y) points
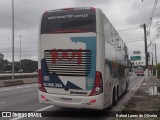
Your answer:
(12, 0), (14, 80)
(151, 53), (153, 75)
(155, 43), (157, 65)
(143, 24), (148, 69)
(151, 53), (153, 66)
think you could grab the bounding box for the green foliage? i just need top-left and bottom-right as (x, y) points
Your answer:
(0, 59), (11, 72)
(157, 63), (160, 79)
(21, 59), (38, 73)
(0, 59), (37, 73)
(153, 65), (157, 76)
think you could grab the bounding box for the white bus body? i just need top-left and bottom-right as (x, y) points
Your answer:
(38, 7), (129, 110)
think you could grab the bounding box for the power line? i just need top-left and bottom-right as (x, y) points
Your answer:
(125, 39), (144, 43)
(147, 0), (159, 34)
(117, 26), (141, 32)
(147, 31), (160, 48)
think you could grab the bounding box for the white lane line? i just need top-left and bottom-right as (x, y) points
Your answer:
(0, 88), (10, 91)
(130, 77), (144, 91)
(25, 85), (37, 88)
(0, 84), (38, 92)
(10, 105), (54, 120)
(0, 102), (5, 104)
(36, 105), (54, 111)
(16, 87), (22, 89)
(23, 89), (34, 92)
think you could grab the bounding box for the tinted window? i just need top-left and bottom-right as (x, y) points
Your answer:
(41, 9), (96, 34)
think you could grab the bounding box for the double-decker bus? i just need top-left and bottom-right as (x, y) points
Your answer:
(38, 7), (129, 110)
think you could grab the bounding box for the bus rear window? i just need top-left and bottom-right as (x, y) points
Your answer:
(41, 9), (96, 34)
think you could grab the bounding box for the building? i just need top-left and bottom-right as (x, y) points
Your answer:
(129, 50), (145, 67)
(0, 53), (4, 60)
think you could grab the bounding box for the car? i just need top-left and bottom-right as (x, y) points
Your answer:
(135, 67), (144, 76)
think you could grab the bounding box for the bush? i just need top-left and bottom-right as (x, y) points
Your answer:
(153, 65), (156, 76)
(157, 63), (160, 79)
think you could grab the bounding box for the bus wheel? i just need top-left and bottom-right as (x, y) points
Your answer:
(117, 86), (119, 101)
(125, 82), (128, 93)
(112, 87), (117, 106)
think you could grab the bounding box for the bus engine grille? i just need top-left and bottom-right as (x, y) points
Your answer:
(44, 49), (92, 76)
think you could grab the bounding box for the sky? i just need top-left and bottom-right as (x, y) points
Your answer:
(0, 0), (160, 65)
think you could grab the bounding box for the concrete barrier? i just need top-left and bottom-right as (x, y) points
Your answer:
(0, 77), (38, 87)
(4, 80), (24, 86)
(0, 74), (37, 80)
(22, 78), (37, 84)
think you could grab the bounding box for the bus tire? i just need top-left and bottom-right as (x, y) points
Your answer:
(117, 86), (119, 101)
(125, 82), (128, 93)
(112, 87), (117, 106)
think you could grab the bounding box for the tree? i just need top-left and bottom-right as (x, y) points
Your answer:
(14, 62), (20, 73)
(21, 59), (38, 73)
(0, 59), (11, 72)
(157, 63), (160, 79)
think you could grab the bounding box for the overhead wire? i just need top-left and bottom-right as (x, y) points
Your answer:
(125, 39), (144, 43)
(117, 26), (141, 32)
(147, 0), (159, 34)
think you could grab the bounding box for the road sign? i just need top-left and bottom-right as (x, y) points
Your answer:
(133, 51), (141, 54)
(130, 56), (141, 61)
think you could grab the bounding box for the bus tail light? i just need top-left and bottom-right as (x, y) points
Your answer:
(38, 69), (47, 92)
(90, 7), (96, 11)
(89, 71), (103, 96)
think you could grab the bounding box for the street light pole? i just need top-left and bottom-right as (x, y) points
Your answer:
(12, 0), (15, 80)
(20, 35), (22, 76)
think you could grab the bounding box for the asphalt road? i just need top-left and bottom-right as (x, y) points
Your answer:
(0, 73), (144, 120)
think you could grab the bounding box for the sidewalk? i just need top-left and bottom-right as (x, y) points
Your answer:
(121, 76), (160, 119)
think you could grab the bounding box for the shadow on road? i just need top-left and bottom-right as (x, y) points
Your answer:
(40, 107), (114, 117)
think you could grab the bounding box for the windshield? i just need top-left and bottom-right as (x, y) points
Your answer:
(41, 9), (96, 34)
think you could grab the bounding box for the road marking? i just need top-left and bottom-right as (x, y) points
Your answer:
(0, 84), (38, 92)
(35, 105), (54, 111)
(130, 77), (144, 91)
(23, 89), (34, 92)
(0, 102), (5, 104)
(0, 88), (10, 91)
(16, 87), (22, 89)
(10, 105), (54, 120)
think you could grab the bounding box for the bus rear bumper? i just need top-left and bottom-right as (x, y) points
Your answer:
(38, 90), (105, 110)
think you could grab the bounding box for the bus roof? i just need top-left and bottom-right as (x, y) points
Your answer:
(43, 7), (96, 15)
